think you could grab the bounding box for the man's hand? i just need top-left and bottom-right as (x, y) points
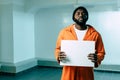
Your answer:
(88, 53), (98, 63)
(58, 51), (66, 61)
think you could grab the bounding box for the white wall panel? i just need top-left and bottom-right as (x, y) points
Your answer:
(35, 6), (120, 65)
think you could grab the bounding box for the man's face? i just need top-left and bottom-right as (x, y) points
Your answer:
(74, 9), (88, 25)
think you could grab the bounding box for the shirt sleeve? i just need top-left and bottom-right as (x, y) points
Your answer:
(54, 30), (64, 63)
(95, 34), (105, 67)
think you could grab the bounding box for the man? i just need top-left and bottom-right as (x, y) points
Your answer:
(55, 6), (105, 80)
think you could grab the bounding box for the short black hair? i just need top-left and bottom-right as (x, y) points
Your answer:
(72, 6), (89, 21)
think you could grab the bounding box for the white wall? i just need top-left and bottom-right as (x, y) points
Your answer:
(35, 6), (74, 60)
(13, 5), (35, 63)
(0, 1), (120, 65)
(0, 4), (14, 63)
(35, 6), (120, 65)
(88, 11), (120, 65)
(0, 3), (35, 64)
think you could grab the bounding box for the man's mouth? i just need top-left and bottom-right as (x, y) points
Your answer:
(78, 17), (83, 22)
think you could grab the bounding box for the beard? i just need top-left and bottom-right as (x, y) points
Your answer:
(73, 14), (88, 27)
(73, 18), (86, 26)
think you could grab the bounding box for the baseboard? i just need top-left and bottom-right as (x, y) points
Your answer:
(37, 59), (120, 72)
(94, 64), (120, 72)
(0, 58), (37, 73)
(37, 59), (61, 68)
(1, 58), (120, 73)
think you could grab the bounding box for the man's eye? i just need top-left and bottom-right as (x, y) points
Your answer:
(77, 12), (86, 16)
(77, 12), (80, 15)
(82, 13), (86, 15)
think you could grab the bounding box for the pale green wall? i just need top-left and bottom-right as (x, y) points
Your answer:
(13, 5), (35, 63)
(88, 11), (120, 64)
(0, 1), (120, 65)
(0, 4), (14, 63)
(35, 6), (120, 65)
(35, 6), (74, 61)
(0, 4), (35, 64)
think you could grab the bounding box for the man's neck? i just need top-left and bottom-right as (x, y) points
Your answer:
(75, 23), (87, 30)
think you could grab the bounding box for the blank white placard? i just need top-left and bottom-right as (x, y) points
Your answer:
(60, 40), (95, 67)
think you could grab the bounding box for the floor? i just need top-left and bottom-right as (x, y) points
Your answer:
(0, 66), (120, 80)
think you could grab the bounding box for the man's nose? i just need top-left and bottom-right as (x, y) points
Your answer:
(78, 13), (82, 17)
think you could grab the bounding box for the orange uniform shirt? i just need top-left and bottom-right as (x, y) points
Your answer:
(55, 24), (105, 80)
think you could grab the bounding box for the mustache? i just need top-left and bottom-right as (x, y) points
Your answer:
(78, 15), (88, 21)
(78, 17), (83, 21)
(74, 18), (86, 26)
